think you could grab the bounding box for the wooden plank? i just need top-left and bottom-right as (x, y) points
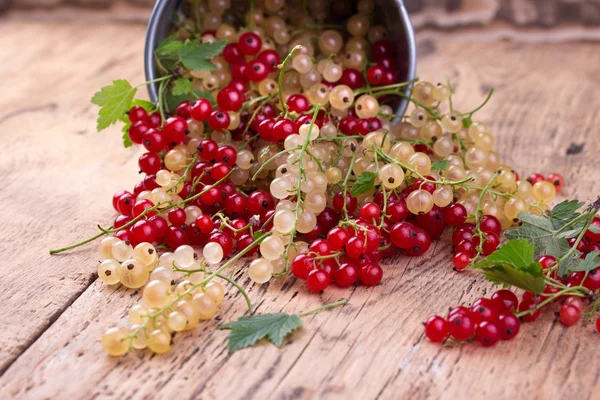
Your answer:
(1, 19), (600, 400)
(0, 20), (147, 373)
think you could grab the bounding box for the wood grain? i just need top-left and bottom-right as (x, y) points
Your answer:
(0, 18), (600, 400)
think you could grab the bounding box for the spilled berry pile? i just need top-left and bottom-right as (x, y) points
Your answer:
(49, 0), (600, 356)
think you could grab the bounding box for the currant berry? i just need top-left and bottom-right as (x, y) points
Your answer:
(334, 262), (359, 287)
(327, 226), (350, 251)
(470, 298), (500, 324)
(475, 321), (500, 347)
(452, 252), (471, 271)
(497, 312), (520, 340)
(306, 269), (330, 292)
(332, 192), (358, 214)
(479, 215), (502, 236)
(491, 290), (519, 312)
(238, 32), (262, 55)
(142, 129), (166, 153)
(546, 173), (564, 192)
(442, 203), (467, 226)
(208, 110), (231, 131)
(345, 236), (366, 259)
(559, 304), (580, 326)
(424, 315), (449, 342)
(448, 313), (475, 341)
(138, 152), (161, 175)
(163, 116), (188, 143)
(128, 106), (148, 123)
(360, 263), (383, 286)
(217, 87), (244, 112)
(292, 254), (315, 280)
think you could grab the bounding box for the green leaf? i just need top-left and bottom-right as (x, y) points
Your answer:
(550, 200), (584, 223)
(472, 239), (545, 293)
(91, 80), (137, 131)
(431, 159), (449, 172)
(179, 39), (227, 71)
(165, 90), (215, 112)
(350, 172), (377, 197)
(219, 313), (303, 353)
(504, 212), (573, 259)
(564, 251), (600, 274)
(121, 130), (133, 148)
(480, 264), (545, 294)
(473, 240), (535, 270)
(171, 77), (192, 96)
(155, 34), (183, 57)
(130, 99), (157, 112)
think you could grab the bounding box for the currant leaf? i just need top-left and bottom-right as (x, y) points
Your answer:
(91, 80), (137, 131)
(559, 250), (600, 277)
(121, 130), (133, 148)
(431, 159), (449, 172)
(472, 239), (545, 293)
(504, 212), (572, 259)
(171, 77), (192, 96)
(179, 39), (227, 71)
(351, 172), (377, 197)
(219, 313), (303, 353)
(155, 34), (182, 57)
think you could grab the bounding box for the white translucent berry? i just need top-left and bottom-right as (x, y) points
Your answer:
(203, 242), (224, 264)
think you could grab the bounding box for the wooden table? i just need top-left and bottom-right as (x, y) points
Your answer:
(1, 16), (599, 400)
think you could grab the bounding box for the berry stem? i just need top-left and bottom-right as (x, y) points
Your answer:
(353, 78), (419, 96)
(341, 152), (357, 220)
(515, 285), (587, 318)
(456, 88), (495, 118)
(215, 273), (254, 314)
(277, 45), (302, 117)
(297, 298), (348, 317)
(470, 172), (500, 265)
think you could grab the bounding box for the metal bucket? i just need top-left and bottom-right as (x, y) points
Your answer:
(144, 0), (416, 117)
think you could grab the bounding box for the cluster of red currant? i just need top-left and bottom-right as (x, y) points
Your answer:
(527, 172), (565, 193)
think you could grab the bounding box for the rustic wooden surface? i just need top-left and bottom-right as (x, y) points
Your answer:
(0, 16), (599, 400)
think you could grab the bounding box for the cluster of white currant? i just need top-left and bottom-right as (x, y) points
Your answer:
(101, 243), (226, 355)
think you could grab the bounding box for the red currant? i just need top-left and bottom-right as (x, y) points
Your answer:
(334, 262), (359, 287)
(497, 312), (520, 340)
(475, 321), (500, 347)
(559, 304), (580, 326)
(208, 110), (231, 131)
(165, 226), (188, 249)
(448, 313), (475, 341)
(491, 290), (519, 312)
(424, 315), (449, 342)
(217, 87), (244, 112)
(360, 263), (383, 286)
(442, 203), (467, 226)
(142, 129), (166, 153)
(130, 220), (156, 245)
(163, 116), (187, 143)
(128, 106), (148, 123)
(168, 208), (186, 226)
(306, 269), (330, 292)
(452, 252), (471, 271)
(238, 32), (262, 55)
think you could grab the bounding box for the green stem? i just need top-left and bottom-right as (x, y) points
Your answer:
(137, 75), (173, 88)
(354, 79), (419, 96)
(456, 88), (495, 118)
(469, 172), (500, 265)
(341, 152), (357, 220)
(515, 286), (586, 318)
(215, 273), (253, 314)
(278, 45), (302, 116)
(298, 298), (348, 317)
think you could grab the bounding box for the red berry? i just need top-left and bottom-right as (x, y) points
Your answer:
(292, 254), (316, 280)
(142, 129), (166, 153)
(138, 152), (161, 175)
(222, 43), (244, 64)
(452, 252), (471, 271)
(479, 215), (502, 236)
(390, 221), (416, 249)
(165, 226), (188, 249)
(527, 173), (545, 185)
(537, 255), (556, 269)
(190, 98), (213, 122)
(245, 60), (269, 82)
(197, 139), (218, 161)
(497, 312), (520, 340)
(116, 193), (135, 216)
(475, 321), (500, 347)
(386, 201), (409, 222)
(195, 215), (215, 234)
(208, 110), (231, 131)
(216, 145), (237, 166)
(583, 268), (600, 291)
(345, 236), (365, 259)
(491, 290), (519, 312)
(360, 263), (383, 286)
(455, 239), (476, 258)
(327, 226), (350, 251)
(339, 68), (365, 90)
(175, 100), (191, 119)
(332, 192), (357, 214)
(358, 202), (381, 224)
(559, 304), (580, 326)
(518, 299), (541, 322)
(247, 190), (274, 216)
(405, 227), (430, 256)
(131, 220), (156, 244)
(564, 296), (584, 312)
(306, 269), (330, 292)
(114, 214), (132, 229)
(286, 94), (310, 113)
(584, 217), (600, 242)
(163, 116), (187, 143)
(224, 193), (247, 218)
(448, 313), (475, 341)
(148, 215), (168, 240)
(424, 315), (449, 342)
(238, 32), (262, 55)
(112, 190), (130, 211)
(448, 306), (471, 319)
(371, 40), (393, 60)
(236, 234), (258, 256)
(472, 232), (500, 255)
(470, 298), (500, 324)
(217, 87), (244, 112)
(147, 112), (162, 128)
(208, 232), (234, 256)
(546, 173), (564, 192)
(128, 106), (148, 123)
(258, 49), (281, 71)
(309, 239), (331, 256)
(366, 65), (384, 85)
(132, 199), (156, 218)
(168, 208), (186, 226)
(442, 204), (467, 226)
(334, 262), (359, 287)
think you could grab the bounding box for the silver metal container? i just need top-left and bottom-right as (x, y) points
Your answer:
(144, 0), (416, 116)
